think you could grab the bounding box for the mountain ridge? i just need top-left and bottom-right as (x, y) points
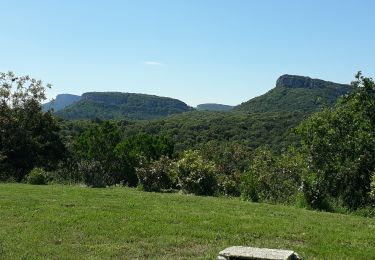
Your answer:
(55, 92), (192, 120)
(234, 74), (353, 113)
(48, 74), (353, 120)
(276, 74), (351, 89)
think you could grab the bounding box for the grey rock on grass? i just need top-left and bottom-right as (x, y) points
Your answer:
(217, 246), (301, 260)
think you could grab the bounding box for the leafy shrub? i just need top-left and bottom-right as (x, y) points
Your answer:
(240, 147), (302, 204)
(240, 171), (259, 202)
(217, 174), (241, 197)
(26, 168), (48, 185)
(173, 150), (217, 196)
(50, 159), (83, 184)
(78, 160), (108, 188)
(136, 156), (173, 192)
(300, 174), (331, 211)
(201, 142), (251, 197)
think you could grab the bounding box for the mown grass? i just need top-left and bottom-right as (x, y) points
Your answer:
(0, 184), (374, 259)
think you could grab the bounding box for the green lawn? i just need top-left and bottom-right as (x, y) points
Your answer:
(0, 184), (374, 259)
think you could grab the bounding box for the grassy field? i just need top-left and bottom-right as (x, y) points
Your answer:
(0, 184), (374, 259)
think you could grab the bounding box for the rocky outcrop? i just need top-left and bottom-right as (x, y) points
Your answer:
(43, 94), (81, 112)
(217, 246), (301, 260)
(276, 74), (350, 89)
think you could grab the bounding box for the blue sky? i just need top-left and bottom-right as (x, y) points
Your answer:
(1, 0), (374, 106)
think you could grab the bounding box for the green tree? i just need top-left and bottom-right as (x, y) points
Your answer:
(73, 121), (122, 185)
(0, 72), (65, 181)
(115, 134), (174, 186)
(297, 72), (375, 209)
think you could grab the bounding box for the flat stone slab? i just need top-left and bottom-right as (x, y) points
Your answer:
(217, 246), (301, 260)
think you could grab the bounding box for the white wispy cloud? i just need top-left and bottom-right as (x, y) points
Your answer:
(143, 61), (163, 66)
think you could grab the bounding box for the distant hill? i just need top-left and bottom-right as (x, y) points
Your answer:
(234, 75), (353, 113)
(43, 94), (81, 112)
(196, 103), (233, 111)
(56, 92), (192, 120)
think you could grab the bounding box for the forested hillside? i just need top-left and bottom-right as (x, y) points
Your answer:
(235, 75), (353, 113)
(56, 92), (192, 120)
(196, 103), (233, 111)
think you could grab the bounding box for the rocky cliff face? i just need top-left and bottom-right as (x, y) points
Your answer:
(276, 74), (350, 89)
(43, 94), (81, 112)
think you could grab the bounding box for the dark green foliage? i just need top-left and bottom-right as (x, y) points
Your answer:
(115, 134), (174, 186)
(72, 121), (175, 187)
(196, 103), (233, 111)
(73, 121), (125, 186)
(136, 156), (174, 192)
(74, 121), (122, 163)
(26, 168), (48, 185)
(173, 150), (218, 196)
(57, 119), (98, 151)
(56, 92), (192, 120)
(0, 72), (66, 181)
(78, 160), (107, 188)
(116, 133), (174, 162)
(235, 75), (353, 113)
(297, 72), (375, 210)
(51, 159), (83, 184)
(300, 173), (331, 211)
(240, 170), (259, 202)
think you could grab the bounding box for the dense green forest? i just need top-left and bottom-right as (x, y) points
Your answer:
(117, 110), (306, 152)
(1, 71), (374, 216)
